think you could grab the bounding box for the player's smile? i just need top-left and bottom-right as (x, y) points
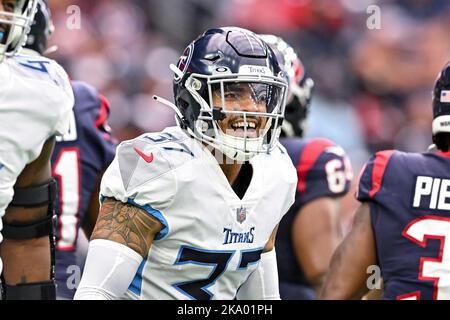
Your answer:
(221, 116), (263, 138)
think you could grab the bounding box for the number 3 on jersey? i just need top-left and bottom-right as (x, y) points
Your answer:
(401, 216), (450, 300)
(52, 148), (81, 250)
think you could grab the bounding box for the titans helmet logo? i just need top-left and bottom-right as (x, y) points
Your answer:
(174, 42), (194, 83)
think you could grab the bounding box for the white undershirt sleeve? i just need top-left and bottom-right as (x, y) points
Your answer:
(236, 249), (281, 300)
(74, 239), (143, 300)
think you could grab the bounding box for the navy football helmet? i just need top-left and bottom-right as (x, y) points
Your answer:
(0, 0), (38, 61)
(169, 27), (288, 161)
(432, 62), (450, 151)
(258, 34), (314, 138)
(24, 0), (53, 55)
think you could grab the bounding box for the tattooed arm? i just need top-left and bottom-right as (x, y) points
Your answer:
(74, 197), (163, 300)
(91, 197), (163, 256)
(319, 203), (377, 299)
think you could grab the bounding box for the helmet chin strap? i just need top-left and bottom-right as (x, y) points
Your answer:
(216, 117), (273, 162)
(217, 133), (263, 162)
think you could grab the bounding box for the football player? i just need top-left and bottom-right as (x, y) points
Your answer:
(21, 0), (117, 299)
(0, 0), (74, 299)
(320, 62), (450, 300)
(74, 27), (297, 300)
(259, 35), (352, 299)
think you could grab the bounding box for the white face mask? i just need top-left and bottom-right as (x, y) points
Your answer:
(0, 0), (38, 62)
(183, 72), (287, 161)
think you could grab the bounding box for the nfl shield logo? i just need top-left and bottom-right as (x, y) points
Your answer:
(236, 207), (247, 224)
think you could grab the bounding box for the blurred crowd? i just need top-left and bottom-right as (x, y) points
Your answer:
(47, 0), (450, 226)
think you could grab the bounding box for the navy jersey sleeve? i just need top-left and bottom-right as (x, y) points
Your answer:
(356, 150), (395, 202)
(72, 81), (117, 172)
(293, 138), (353, 207)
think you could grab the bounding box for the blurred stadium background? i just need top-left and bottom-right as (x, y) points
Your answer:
(47, 0), (450, 230)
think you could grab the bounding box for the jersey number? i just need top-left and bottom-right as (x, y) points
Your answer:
(401, 216), (450, 300)
(172, 246), (263, 300)
(325, 157), (352, 193)
(19, 60), (50, 73)
(52, 148), (80, 250)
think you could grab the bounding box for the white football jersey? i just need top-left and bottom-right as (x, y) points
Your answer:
(100, 126), (297, 300)
(0, 54), (74, 273)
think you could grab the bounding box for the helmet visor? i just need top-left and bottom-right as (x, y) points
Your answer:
(211, 82), (284, 114)
(208, 80), (285, 140)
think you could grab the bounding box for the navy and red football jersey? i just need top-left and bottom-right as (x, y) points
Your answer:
(277, 137), (352, 299)
(357, 150), (450, 300)
(52, 81), (116, 299)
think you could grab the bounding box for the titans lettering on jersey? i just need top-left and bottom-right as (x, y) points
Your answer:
(99, 126), (297, 300)
(275, 137), (352, 299)
(223, 227), (255, 245)
(52, 81), (116, 299)
(357, 150), (450, 300)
